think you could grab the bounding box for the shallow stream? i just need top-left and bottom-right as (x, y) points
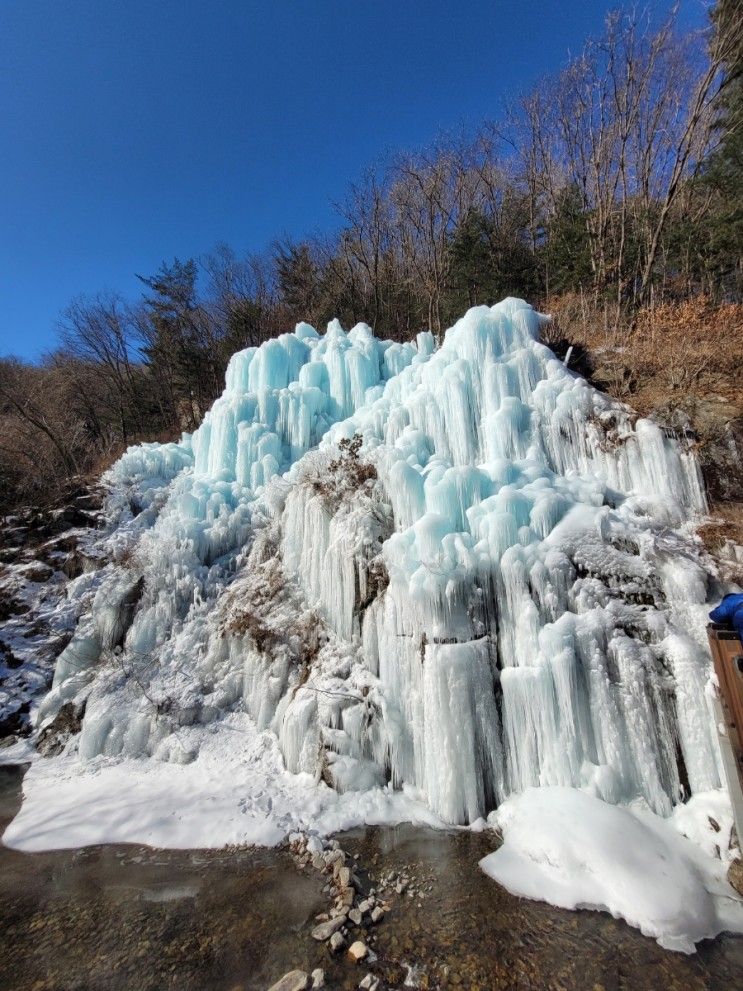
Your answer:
(1, 765), (741, 991)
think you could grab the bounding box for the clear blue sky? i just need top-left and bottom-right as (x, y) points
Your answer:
(0, 0), (706, 359)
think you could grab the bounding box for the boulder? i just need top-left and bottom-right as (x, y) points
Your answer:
(324, 849), (344, 869)
(19, 562), (54, 583)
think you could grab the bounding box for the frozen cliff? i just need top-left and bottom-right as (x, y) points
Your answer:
(22, 299), (725, 830)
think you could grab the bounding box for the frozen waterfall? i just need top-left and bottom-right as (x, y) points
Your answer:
(38, 298), (722, 826)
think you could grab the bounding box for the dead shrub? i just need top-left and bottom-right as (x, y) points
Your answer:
(303, 435), (377, 510)
(220, 555), (326, 666)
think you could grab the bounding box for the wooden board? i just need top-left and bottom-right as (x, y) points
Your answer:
(708, 625), (743, 797)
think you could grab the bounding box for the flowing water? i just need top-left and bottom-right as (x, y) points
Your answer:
(1, 764), (741, 991)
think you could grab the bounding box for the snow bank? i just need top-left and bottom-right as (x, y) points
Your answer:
(3, 713), (444, 851)
(0, 738), (35, 766)
(480, 787), (743, 953)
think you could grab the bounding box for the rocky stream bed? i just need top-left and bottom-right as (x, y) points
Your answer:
(2, 764), (743, 991)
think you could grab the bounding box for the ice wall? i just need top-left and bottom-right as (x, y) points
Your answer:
(42, 300), (721, 826)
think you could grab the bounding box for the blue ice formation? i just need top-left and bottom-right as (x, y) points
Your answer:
(40, 300), (722, 826)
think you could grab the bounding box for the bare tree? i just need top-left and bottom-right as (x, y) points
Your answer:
(513, 7), (736, 307)
(389, 142), (477, 337)
(337, 167), (393, 329)
(59, 293), (143, 439)
(0, 359), (81, 477)
(201, 243), (279, 348)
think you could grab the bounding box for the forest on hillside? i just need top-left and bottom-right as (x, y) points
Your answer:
(1, 2), (740, 514)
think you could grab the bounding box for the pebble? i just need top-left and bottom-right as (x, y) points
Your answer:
(325, 849), (344, 869)
(347, 940), (368, 963)
(311, 916), (345, 941)
(358, 975), (379, 991)
(311, 969), (325, 989)
(329, 932), (345, 954)
(336, 865), (351, 888)
(348, 908), (363, 926)
(370, 906), (384, 923)
(267, 970), (308, 991)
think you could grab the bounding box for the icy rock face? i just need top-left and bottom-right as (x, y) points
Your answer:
(41, 299), (721, 825)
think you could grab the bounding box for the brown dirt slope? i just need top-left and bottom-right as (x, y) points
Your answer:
(544, 295), (743, 574)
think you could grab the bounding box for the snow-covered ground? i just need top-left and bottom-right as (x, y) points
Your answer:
(3, 711), (443, 850)
(0, 512), (103, 739)
(3, 299), (742, 953)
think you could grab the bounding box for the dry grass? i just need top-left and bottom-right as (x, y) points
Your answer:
(114, 542), (141, 570)
(221, 557), (286, 647)
(630, 299), (743, 416)
(697, 503), (743, 554)
(544, 294), (743, 417)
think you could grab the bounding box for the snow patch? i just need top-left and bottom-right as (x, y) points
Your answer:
(480, 786), (743, 953)
(0, 738), (35, 766)
(2, 712), (444, 851)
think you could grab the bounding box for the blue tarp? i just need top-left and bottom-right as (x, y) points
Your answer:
(710, 593), (743, 643)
